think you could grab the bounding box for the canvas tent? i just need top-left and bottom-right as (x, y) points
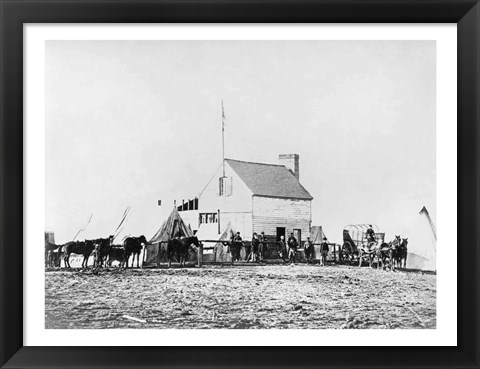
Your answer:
(406, 206), (436, 271)
(195, 222), (235, 262)
(194, 223), (220, 241)
(144, 207), (194, 267)
(212, 222), (235, 262)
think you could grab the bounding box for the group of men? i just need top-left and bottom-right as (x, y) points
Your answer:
(230, 231), (330, 265)
(231, 231), (268, 262)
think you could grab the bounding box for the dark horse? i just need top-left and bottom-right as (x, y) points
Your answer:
(123, 235), (147, 268)
(106, 246), (126, 267)
(63, 240), (95, 269)
(394, 238), (408, 269)
(92, 235), (114, 268)
(166, 236), (200, 268)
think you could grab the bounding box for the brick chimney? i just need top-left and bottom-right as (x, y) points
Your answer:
(279, 154), (299, 180)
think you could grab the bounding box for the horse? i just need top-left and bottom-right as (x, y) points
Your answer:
(106, 246), (126, 268)
(92, 235), (114, 268)
(63, 240), (95, 269)
(394, 238), (408, 269)
(166, 236), (200, 268)
(378, 235), (401, 271)
(123, 235), (147, 268)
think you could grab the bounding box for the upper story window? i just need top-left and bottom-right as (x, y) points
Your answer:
(219, 176), (232, 196)
(199, 213), (217, 224)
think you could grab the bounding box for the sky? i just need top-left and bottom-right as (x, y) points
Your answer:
(46, 40), (436, 244)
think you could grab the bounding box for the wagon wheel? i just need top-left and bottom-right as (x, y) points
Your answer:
(341, 241), (354, 264)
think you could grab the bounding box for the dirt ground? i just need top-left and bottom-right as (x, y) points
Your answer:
(45, 264), (436, 329)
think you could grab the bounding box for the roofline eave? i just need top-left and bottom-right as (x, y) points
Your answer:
(252, 194), (313, 201)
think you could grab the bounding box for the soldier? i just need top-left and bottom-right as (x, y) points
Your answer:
(277, 235), (287, 263)
(304, 236), (313, 263)
(232, 232), (243, 262)
(287, 232), (298, 264)
(320, 237), (329, 266)
(366, 225), (375, 243)
(258, 231), (267, 262)
(248, 233), (259, 262)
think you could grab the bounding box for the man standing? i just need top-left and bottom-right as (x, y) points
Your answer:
(258, 231), (267, 262)
(277, 235), (287, 263)
(232, 232), (243, 262)
(248, 233), (259, 262)
(287, 232), (298, 264)
(304, 236), (313, 263)
(320, 237), (329, 266)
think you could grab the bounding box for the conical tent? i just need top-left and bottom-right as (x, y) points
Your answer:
(406, 206), (436, 271)
(212, 222), (235, 262)
(144, 207), (194, 266)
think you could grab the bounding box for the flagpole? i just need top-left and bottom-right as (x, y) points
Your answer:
(222, 100), (225, 177)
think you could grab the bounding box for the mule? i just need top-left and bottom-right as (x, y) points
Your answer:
(166, 236), (200, 268)
(123, 235), (147, 268)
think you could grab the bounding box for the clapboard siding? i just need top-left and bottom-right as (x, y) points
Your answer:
(252, 196), (311, 236)
(192, 162), (253, 236)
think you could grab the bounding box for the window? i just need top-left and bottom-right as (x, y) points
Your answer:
(219, 176), (232, 196)
(199, 213), (218, 224)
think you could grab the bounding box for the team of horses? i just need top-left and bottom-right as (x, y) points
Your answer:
(45, 235), (200, 269)
(357, 235), (408, 270)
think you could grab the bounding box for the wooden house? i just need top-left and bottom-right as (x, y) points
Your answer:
(178, 154), (313, 245)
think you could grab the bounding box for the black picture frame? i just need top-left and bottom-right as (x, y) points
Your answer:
(1, 1), (478, 368)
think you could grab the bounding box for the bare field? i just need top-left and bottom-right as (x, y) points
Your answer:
(45, 264), (436, 329)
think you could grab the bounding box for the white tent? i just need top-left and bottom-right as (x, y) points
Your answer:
(195, 222), (235, 262)
(195, 223), (221, 241)
(406, 206), (436, 271)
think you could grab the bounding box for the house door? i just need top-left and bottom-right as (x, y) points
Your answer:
(293, 229), (301, 246)
(276, 227), (286, 241)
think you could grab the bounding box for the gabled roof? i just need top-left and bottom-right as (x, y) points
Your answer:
(225, 159), (313, 200)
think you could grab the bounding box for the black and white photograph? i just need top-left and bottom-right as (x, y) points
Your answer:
(44, 40), (436, 330)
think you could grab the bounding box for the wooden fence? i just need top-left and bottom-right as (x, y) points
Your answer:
(144, 239), (340, 267)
